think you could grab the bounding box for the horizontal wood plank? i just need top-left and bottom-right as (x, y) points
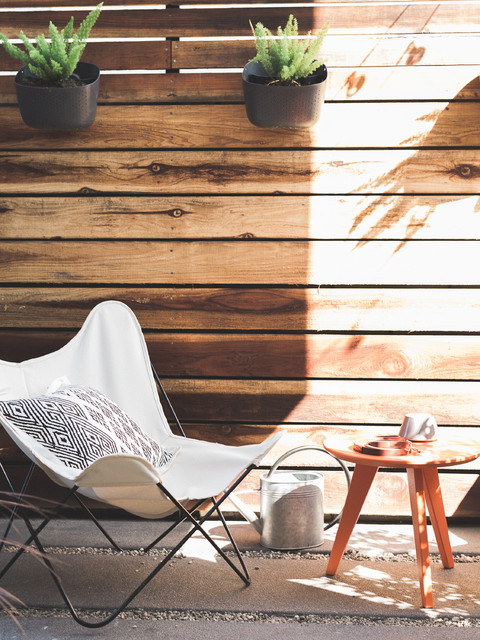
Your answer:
(1, 460), (476, 517)
(237, 468), (480, 518)
(3, 287), (480, 332)
(183, 424), (480, 468)
(1, 421), (479, 469)
(174, 34), (480, 69)
(1, 102), (479, 149)
(1, 67), (478, 104)
(0, 0), (461, 5)
(164, 378), (480, 425)
(3, 331), (480, 380)
(0, 40), (171, 72)
(3, 240), (480, 285)
(0, 5), (478, 39)
(2, 195), (480, 241)
(143, 333), (480, 381)
(0, 0), (159, 5)
(0, 150), (479, 195)
(3, 420), (480, 475)
(0, 0), (473, 5)
(1, 461), (476, 518)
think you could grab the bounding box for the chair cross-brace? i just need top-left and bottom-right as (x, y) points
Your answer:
(0, 465), (253, 629)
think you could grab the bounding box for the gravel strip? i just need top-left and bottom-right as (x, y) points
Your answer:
(2, 545), (186, 558)
(227, 549), (480, 564)
(4, 544), (480, 563)
(1, 608), (480, 627)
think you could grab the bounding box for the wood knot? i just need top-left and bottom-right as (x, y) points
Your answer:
(458, 165), (472, 178)
(238, 232), (255, 239)
(168, 208), (184, 218)
(77, 187), (99, 194)
(149, 162), (164, 174)
(381, 353), (410, 377)
(449, 164), (480, 180)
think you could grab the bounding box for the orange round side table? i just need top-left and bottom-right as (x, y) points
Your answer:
(323, 433), (480, 608)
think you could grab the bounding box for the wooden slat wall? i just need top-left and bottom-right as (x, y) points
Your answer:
(0, 1), (480, 519)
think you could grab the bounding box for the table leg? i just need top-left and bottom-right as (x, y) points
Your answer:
(423, 467), (454, 569)
(407, 467), (433, 608)
(326, 464), (378, 576)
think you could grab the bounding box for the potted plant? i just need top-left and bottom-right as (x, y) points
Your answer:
(243, 14), (329, 129)
(0, 3), (103, 130)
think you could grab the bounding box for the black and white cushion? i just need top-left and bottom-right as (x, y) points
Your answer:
(0, 385), (178, 472)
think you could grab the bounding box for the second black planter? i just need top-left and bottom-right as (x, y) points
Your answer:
(243, 61), (327, 129)
(14, 62), (100, 130)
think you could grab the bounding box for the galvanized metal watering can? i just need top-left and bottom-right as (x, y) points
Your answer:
(229, 446), (351, 550)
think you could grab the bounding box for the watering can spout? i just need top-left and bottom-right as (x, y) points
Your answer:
(228, 493), (263, 534)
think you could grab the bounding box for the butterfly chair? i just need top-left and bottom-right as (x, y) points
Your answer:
(0, 300), (282, 628)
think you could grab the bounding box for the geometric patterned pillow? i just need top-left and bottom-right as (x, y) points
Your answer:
(0, 385), (179, 472)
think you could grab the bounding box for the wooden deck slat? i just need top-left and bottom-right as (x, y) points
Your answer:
(2, 460), (477, 518)
(0, 0), (159, 5)
(3, 421), (480, 472)
(1, 460), (476, 518)
(172, 34), (480, 69)
(0, 150), (478, 195)
(0, 0), (472, 5)
(239, 468), (480, 518)
(0, 41), (171, 72)
(2, 34), (478, 73)
(1, 102), (479, 149)
(182, 424), (480, 467)
(0, 5), (478, 39)
(3, 331), (480, 380)
(1, 67), (478, 104)
(0, 0), (465, 5)
(1, 195), (480, 240)
(2, 240), (480, 286)
(164, 378), (480, 425)
(144, 333), (480, 381)
(3, 287), (480, 332)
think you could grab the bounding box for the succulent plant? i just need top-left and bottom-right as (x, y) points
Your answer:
(0, 3), (103, 86)
(250, 14), (328, 86)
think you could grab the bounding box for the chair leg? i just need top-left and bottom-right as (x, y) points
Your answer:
(20, 508), (195, 629)
(0, 469), (254, 628)
(143, 499), (206, 553)
(156, 471), (253, 586)
(212, 496), (250, 583)
(0, 462), (35, 552)
(35, 490), (250, 628)
(0, 484), (79, 580)
(72, 494), (123, 552)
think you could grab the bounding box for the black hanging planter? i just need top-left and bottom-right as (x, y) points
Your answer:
(243, 61), (327, 129)
(14, 61), (100, 130)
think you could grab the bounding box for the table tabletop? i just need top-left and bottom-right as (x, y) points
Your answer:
(323, 432), (480, 469)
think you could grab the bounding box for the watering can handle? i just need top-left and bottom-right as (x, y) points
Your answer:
(266, 445), (351, 531)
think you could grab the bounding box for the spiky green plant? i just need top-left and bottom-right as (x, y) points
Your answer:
(250, 14), (328, 86)
(0, 3), (103, 86)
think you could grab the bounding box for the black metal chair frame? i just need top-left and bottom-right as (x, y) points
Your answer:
(0, 366), (253, 628)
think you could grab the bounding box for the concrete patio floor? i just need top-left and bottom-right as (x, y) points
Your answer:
(0, 517), (479, 639)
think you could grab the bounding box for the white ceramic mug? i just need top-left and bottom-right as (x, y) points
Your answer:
(399, 413), (439, 442)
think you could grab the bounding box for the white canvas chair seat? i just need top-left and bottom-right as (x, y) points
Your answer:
(0, 301), (282, 627)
